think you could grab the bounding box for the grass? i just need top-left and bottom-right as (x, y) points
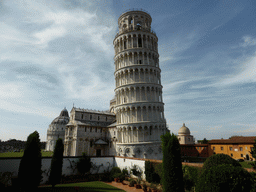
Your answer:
(38, 181), (125, 192)
(239, 161), (253, 168)
(0, 150), (53, 158)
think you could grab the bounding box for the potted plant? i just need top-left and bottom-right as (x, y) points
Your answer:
(129, 179), (136, 187)
(113, 173), (122, 182)
(150, 183), (157, 192)
(142, 183), (148, 192)
(135, 178), (142, 189)
(119, 173), (125, 183)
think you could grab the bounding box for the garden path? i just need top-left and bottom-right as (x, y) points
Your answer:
(103, 181), (145, 192)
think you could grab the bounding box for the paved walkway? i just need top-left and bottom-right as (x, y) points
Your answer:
(104, 181), (145, 192)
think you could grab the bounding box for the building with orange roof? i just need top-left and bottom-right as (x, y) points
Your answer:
(208, 136), (255, 161)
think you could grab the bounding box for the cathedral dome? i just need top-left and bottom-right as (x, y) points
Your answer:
(51, 108), (70, 125)
(178, 123), (190, 135)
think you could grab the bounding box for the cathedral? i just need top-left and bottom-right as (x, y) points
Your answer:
(46, 9), (173, 160)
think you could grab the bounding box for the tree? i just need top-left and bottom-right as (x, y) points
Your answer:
(199, 138), (208, 144)
(77, 152), (91, 175)
(18, 131), (42, 191)
(161, 132), (184, 192)
(250, 137), (256, 169)
(49, 138), (64, 187)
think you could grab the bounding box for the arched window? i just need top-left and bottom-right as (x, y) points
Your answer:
(138, 37), (142, 47)
(136, 23), (142, 30)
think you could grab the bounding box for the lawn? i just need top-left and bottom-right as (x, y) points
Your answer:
(38, 181), (125, 192)
(0, 150), (53, 158)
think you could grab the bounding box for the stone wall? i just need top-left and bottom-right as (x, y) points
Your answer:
(0, 156), (115, 184)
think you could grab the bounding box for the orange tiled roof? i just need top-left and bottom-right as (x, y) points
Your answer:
(208, 136), (256, 144)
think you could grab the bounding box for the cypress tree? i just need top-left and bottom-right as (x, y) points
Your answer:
(49, 138), (64, 187)
(18, 131), (42, 191)
(161, 132), (184, 192)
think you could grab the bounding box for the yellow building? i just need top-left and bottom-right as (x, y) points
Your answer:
(208, 136), (255, 161)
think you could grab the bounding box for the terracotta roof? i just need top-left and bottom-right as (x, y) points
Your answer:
(208, 136), (256, 144)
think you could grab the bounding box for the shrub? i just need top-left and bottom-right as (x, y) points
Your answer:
(129, 179), (136, 186)
(154, 163), (163, 184)
(250, 172), (256, 191)
(77, 152), (91, 175)
(18, 131), (42, 190)
(119, 173), (126, 182)
(201, 153), (241, 174)
(145, 161), (154, 182)
(122, 168), (128, 176)
(196, 164), (252, 192)
(182, 165), (200, 191)
(161, 132), (184, 192)
(110, 167), (121, 180)
(49, 138), (64, 187)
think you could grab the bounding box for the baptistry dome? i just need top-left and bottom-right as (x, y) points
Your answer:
(178, 123), (190, 135)
(51, 108), (69, 125)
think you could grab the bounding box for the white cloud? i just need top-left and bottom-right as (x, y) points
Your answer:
(216, 56), (256, 86)
(0, 83), (24, 99)
(241, 36), (256, 47)
(34, 26), (67, 47)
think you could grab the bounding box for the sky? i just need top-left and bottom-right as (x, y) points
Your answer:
(1, 0), (256, 142)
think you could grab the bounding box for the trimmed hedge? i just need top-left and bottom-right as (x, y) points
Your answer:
(196, 164), (252, 192)
(201, 153), (241, 174)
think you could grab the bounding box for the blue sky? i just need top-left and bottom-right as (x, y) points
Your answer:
(1, 0), (256, 142)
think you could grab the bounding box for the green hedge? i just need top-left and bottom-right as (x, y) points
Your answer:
(201, 154), (241, 175)
(183, 165), (200, 191)
(196, 164), (252, 192)
(145, 161), (161, 183)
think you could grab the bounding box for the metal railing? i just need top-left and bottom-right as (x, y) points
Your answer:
(121, 8), (150, 15)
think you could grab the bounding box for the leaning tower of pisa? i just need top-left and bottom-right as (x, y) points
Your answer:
(113, 9), (168, 160)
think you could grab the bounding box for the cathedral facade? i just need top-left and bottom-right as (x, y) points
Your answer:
(46, 10), (169, 160)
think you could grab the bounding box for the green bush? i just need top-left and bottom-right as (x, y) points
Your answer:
(18, 131), (42, 190)
(122, 168), (128, 176)
(182, 165), (200, 191)
(110, 167), (121, 180)
(49, 138), (64, 187)
(77, 153), (91, 175)
(202, 154), (241, 174)
(145, 161), (160, 183)
(145, 161), (153, 182)
(154, 163), (163, 184)
(250, 172), (256, 192)
(196, 164), (252, 192)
